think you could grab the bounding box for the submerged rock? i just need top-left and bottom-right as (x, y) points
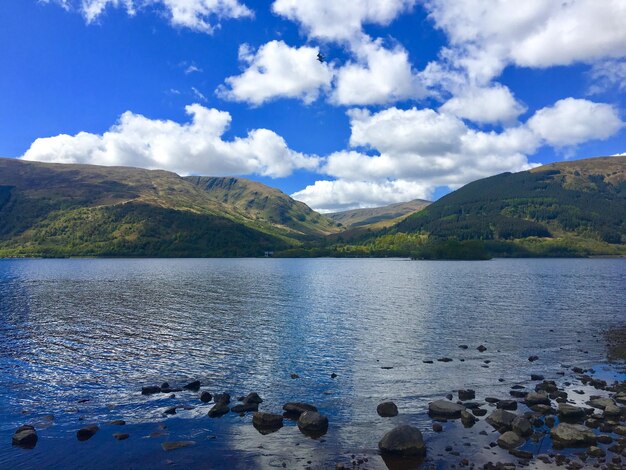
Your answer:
(200, 391), (212, 403)
(161, 441), (195, 451)
(377, 402), (399, 417)
(183, 380), (201, 392)
(242, 392), (263, 404)
(283, 402), (318, 418)
(108, 420), (126, 426)
(231, 402), (259, 413)
(378, 425), (426, 456)
(297, 411), (328, 437)
(12, 425), (37, 449)
(141, 386), (161, 395)
(113, 433), (129, 441)
(551, 423), (597, 447)
(77, 424), (99, 441)
(428, 400), (465, 419)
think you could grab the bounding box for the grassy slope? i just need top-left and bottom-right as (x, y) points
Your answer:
(391, 156), (626, 257)
(185, 176), (340, 238)
(0, 159), (292, 257)
(326, 199), (431, 229)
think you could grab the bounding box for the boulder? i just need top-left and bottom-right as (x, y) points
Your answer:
(558, 403), (587, 421)
(477, 345), (487, 352)
(377, 402), (399, 418)
(12, 426), (37, 449)
(525, 392), (551, 406)
(183, 380), (201, 391)
(461, 410), (477, 427)
(297, 411), (329, 437)
(141, 386), (161, 395)
(283, 402), (317, 418)
(497, 431), (525, 449)
(208, 401), (229, 418)
(231, 402), (259, 413)
(252, 412), (283, 434)
(378, 425), (426, 456)
(486, 410), (517, 433)
(497, 400), (518, 411)
(242, 392), (263, 404)
(512, 416), (532, 437)
(551, 423), (597, 448)
(428, 400), (465, 419)
(588, 397), (614, 410)
(531, 374), (545, 381)
(200, 391), (212, 403)
(458, 389), (475, 401)
(603, 403), (622, 418)
(213, 393), (231, 404)
(77, 424), (99, 441)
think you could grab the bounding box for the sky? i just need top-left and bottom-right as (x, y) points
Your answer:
(1, 0), (625, 212)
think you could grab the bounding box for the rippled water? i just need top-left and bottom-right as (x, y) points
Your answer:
(1, 258), (625, 469)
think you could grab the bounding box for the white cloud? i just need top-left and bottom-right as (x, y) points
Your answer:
(43, 0), (253, 33)
(332, 38), (425, 105)
(218, 41), (333, 105)
(292, 179), (431, 213)
(527, 98), (624, 147)
(589, 59), (626, 94)
(191, 87), (207, 102)
(21, 104), (319, 178)
(184, 64), (202, 74)
(439, 84), (527, 125)
(424, 0), (626, 83)
(271, 0), (416, 43)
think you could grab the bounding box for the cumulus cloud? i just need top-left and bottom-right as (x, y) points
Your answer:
(292, 98), (623, 212)
(527, 98), (624, 147)
(43, 0), (253, 33)
(21, 104), (319, 177)
(424, 0), (626, 83)
(218, 41), (333, 105)
(271, 0), (416, 43)
(331, 38), (425, 105)
(439, 84), (527, 125)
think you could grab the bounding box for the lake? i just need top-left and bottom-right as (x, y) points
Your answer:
(1, 258), (625, 469)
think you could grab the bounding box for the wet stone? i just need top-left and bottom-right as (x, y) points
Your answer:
(377, 401), (399, 417)
(77, 424), (99, 441)
(378, 425), (426, 456)
(428, 400), (465, 419)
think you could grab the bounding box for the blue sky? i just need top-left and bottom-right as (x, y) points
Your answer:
(1, 1), (625, 211)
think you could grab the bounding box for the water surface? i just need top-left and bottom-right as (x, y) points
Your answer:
(0, 258), (624, 468)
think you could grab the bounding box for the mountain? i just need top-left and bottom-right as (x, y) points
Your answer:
(185, 176), (339, 237)
(326, 199), (431, 229)
(392, 156), (626, 257)
(0, 158), (330, 257)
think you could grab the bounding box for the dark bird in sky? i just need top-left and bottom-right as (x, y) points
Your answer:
(317, 52), (324, 63)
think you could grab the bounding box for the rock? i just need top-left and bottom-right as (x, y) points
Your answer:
(331, 373), (338, 379)
(242, 392), (263, 404)
(512, 416), (532, 437)
(528, 355), (539, 362)
(108, 420), (125, 426)
(231, 402), (259, 413)
(458, 389), (475, 401)
(604, 403), (622, 418)
(558, 403), (587, 421)
(486, 410), (517, 433)
(428, 400), (465, 419)
(477, 345), (487, 352)
(509, 449), (532, 460)
(587, 446), (605, 457)
(588, 397), (614, 410)
(297, 411), (329, 437)
(432, 423), (443, 432)
(161, 441), (195, 451)
(113, 433), (129, 441)
(12, 426), (37, 449)
(290, 373), (300, 379)
(200, 391), (212, 403)
(459, 344), (468, 349)
(530, 404), (554, 415)
(531, 374), (545, 381)
(283, 402), (318, 417)
(377, 402), (398, 417)
(437, 357), (453, 362)
(164, 406), (177, 415)
(461, 410), (477, 427)
(183, 380), (200, 391)
(213, 393), (231, 404)
(473, 408), (488, 417)
(614, 425), (626, 436)
(252, 412), (284, 434)
(77, 424), (99, 441)
(509, 390), (526, 398)
(545, 416), (555, 428)
(551, 423), (597, 448)
(141, 386), (161, 395)
(535, 380), (558, 394)
(497, 400), (518, 411)
(378, 425), (426, 456)
(497, 431), (525, 449)
(525, 391), (551, 406)
(485, 397), (500, 403)
(208, 401), (230, 418)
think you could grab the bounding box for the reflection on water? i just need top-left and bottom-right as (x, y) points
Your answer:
(0, 258), (625, 468)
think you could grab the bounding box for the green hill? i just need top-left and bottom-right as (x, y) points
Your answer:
(0, 158), (330, 257)
(326, 199), (431, 229)
(391, 156), (626, 257)
(185, 176), (339, 238)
